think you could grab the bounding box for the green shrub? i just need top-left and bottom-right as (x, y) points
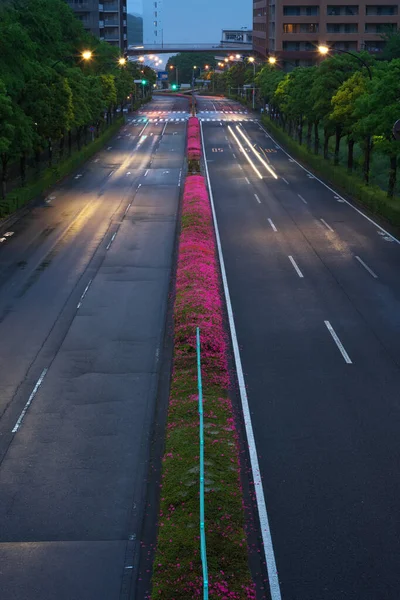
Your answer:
(262, 116), (400, 226)
(0, 119), (124, 218)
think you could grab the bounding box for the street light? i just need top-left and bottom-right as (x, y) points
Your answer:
(170, 64), (179, 86)
(268, 56), (277, 65)
(51, 50), (93, 69)
(204, 64), (215, 93)
(246, 57), (256, 110)
(318, 44), (372, 80)
(118, 57), (127, 66)
(81, 50), (92, 61)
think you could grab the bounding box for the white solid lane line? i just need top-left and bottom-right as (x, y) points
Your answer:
(106, 232), (117, 251)
(324, 321), (352, 364)
(355, 255), (378, 279)
(200, 121), (282, 600)
(12, 369), (48, 433)
(288, 255), (304, 278)
(320, 218), (334, 232)
(77, 278), (93, 309)
(298, 194), (307, 204)
(258, 123), (400, 245)
(254, 194), (261, 204)
(268, 218), (278, 232)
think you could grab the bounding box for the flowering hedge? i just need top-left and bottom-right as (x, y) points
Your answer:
(187, 116), (201, 162)
(151, 175), (256, 599)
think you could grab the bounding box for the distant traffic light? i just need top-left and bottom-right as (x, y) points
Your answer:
(172, 84), (177, 90)
(141, 79), (147, 85)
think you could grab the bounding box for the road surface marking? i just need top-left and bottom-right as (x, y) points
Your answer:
(12, 369), (48, 433)
(161, 122), (167, 135)
(124, 202), (132, 216)
(77, 278), (93, 309)
(228, 126), (263, 179)
(93, 158), (99, 163)
(258, 123), (400, 245)
(324, 321), (352, 364)
(200, 121), (282, 600)
(288, 255), (304, 278)
(298, 194), (307, 204)
(106, 232), (117, 251)
(233, 153), (236, 158)
(74, 174), (83, 179)
(282, 177), (289, 185)
(254, 194), (261, 204)
(236, 126), (278, 179)
(245, 177), (250, 184)
(268, 218), (278, 232)
(225, 136), (228, 140)
(320, 218), (334, 232)
(0, 237), (6, 243)
(144, 169), (149, 177)
(355, 256), (378, 279)
(126, 171), (131, 175)
(4, 231), (14, 237)
(107, 146), (112, 150)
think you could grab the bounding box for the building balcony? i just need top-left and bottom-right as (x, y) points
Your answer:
(104, 32), (120, 40)
(99, 2), (103, 9)
(103, 3), (119, 11)
(104, 19), (119, 26)
(99, 19), (104, 27)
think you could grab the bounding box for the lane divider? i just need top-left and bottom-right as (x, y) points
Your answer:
(12, 369), (48, 433)
(355, 256), (378, 279)
(288, 255), (304, 278)
(268, 218), (278, 232)
(325, 321), (352, 364)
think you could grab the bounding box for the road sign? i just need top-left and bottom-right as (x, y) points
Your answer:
(157, 71), (168, 80)
(134, 79), (143, 83)
(393, 119), (400, 141)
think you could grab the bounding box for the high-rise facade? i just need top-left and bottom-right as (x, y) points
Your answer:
(143, 0), (163, 44)
(253, 0), (400, 67)
(67, 0), (128, 51)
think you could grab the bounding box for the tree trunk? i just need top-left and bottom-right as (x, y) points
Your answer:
(388, 154), (397, 198)
(306, 122), (312, 150)
(20, 153), (26, 186)
(334, 126), (342, 166)
(77, 127), (82, 151)
(363, 136), (372, 184)
(1, 154), (8, 200)
(59, 134), (65, 161)
(68, 130), (72, 156)
(314, 121), (319, 155)
(48, 138), (53, 168)
(323, 127), (330, 159)
(298, 119), (303, 145)
(35, 149), (41, 174)
(347, 138), (355, 172)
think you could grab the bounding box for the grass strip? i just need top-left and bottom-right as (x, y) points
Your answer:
(0, 118), (124, 218)
(261, 115), (400, 227)
(151, 174), (256, 599)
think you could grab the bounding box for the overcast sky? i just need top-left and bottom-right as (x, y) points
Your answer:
(128, 0), (252, 39)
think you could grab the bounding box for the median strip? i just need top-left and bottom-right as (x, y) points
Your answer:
(152, 119), (256, 597)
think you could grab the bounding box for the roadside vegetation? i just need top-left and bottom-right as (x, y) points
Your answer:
(152, 124), (256, 598)
(203, 35), (400, 214)
(0, 0), (155, 207)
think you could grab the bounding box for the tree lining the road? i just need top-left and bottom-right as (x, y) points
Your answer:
(166, 52), (217, 84)
(255, 52), (400, 198)
(0, 0), (156, 199)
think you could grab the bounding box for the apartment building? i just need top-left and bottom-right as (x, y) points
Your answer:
(253, 0), (400, 67)
(67, 0), (128, 51)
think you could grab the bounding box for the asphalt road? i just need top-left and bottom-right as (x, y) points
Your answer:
(0, 95), (188, 599)
(198, 95), (400, 600)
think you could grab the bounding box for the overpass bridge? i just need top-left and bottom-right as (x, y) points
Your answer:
(127, 43), (253, 56)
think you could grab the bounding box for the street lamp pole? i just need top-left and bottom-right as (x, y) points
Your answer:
(247, 57), (256, 110)
(318, 45), (372, 80)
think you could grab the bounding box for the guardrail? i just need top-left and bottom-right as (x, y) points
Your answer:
(196, 327), (209, 600)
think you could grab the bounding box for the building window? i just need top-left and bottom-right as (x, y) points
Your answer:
(283, 5), (319, 16)
(327, 5), (359, 15)
(366, 5), (398, 15)
(365, 22), (397, 32)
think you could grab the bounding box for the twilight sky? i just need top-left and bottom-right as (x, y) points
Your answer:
(128, 0), (252, 42)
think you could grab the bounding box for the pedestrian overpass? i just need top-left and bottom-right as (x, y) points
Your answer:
(127, 43), (253, 56)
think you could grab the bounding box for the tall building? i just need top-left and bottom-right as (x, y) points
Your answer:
(143, 0), (163, 44)
(67, 0), (128, 51)
(253, 0), (400, 68)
